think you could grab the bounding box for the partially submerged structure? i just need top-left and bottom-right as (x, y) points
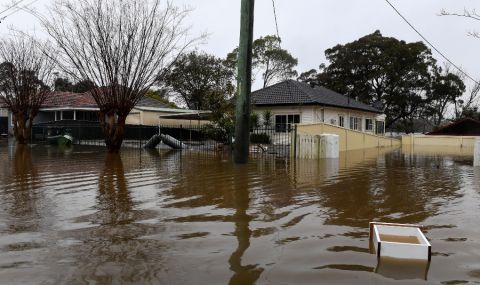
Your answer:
(252, 80), (386, 134)
(402, 118), (480, 150)
(6, 91), (205, 134)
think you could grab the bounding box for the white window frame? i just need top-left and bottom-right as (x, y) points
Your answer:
(365, 118), (373, 131)
(275, 114), (300, 132)
(349, 116), (361, 131)
(339, 115), (345, 127)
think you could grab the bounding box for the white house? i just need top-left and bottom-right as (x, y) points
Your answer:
(251, 80), (386, 134)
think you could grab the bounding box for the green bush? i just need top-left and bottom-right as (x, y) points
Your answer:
(250, 133), (271, 144)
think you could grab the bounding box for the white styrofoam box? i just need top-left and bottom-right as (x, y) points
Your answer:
(369, 222), (431, 261)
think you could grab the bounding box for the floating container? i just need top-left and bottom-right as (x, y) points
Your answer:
(369, 222), (431, 261)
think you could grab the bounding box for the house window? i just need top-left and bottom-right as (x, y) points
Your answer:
(77, 111), (99, 122)
(349, 117), (361, 130)
(365, 119), (373, 131)
(275, 114), (300, 132)
(339, 115), (345, 127)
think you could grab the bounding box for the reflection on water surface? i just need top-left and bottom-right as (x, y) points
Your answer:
(0, 142), (479, 284)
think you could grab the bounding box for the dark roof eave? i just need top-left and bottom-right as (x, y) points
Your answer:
(252, 102), (383, 114)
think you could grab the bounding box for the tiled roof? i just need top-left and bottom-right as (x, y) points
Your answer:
(251, 80), (383, 114)
(42, 92), (97, 108)
(41, 91), (173, 110)
(136, 96), (170, 109)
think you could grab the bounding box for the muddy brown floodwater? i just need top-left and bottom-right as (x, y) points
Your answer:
(0, 141), (479, 285)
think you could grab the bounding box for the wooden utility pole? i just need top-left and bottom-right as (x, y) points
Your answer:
(234, 0), (255, 164)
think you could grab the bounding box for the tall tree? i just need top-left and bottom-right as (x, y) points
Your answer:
(455, 82), (480, 119)
(72, 79), (96, 93)
(301, 31), (437, 131)
(161, 51), (235, 121)
(227, 35), (298, 88)
(40, 0), (198, 152)
(424, 65), (465, 126)
(0, 33), (55, 144)
(54, 77), (73, 91)
(145, 89), (178, 109)
(54, 77), (96, 93)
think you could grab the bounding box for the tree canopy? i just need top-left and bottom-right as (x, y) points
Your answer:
(227, 35), (298, 88)
(54, 77), (96, 93)
(299, 30), (465, 131)
(161, 51), (234, 121)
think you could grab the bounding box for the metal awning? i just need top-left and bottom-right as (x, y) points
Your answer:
(158, 111), (213, 120)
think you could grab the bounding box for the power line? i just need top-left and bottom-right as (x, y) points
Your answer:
(0, 0), (39, 23)
(384, 0), (480, 85)
(0, 0), (27, 16)
(271, 0), (281, 46)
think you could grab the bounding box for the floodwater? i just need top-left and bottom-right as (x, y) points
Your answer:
(0, 141), (479, 285)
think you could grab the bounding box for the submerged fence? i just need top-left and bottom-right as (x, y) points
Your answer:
(30, 123), (292, 157)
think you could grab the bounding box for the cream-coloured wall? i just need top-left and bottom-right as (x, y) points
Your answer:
(295, 122), (400, 153)
(253, 105), (382, 133)
(126, 109), (210, 126)
(401, 134), (478, 148)
(126, 112), (141, 125)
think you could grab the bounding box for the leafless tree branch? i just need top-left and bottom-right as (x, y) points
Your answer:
(0, 30), (56, 144)
(35, 0), (201, 151)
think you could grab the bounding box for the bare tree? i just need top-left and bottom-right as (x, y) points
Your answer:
(439, 9), (480, 119)
(455, 81), (480, 119)
(440, 9), (480, 38)
(0, 32), (55, 144)
(38, 0), (198, 152)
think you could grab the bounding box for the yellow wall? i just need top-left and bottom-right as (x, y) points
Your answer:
(296, 122), (400, 152)
(401, 134), (477, 148)
(125, 112), (141, 125)
(126, 109), (211, 127)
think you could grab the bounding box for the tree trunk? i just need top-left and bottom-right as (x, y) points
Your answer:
(100, 111), (127, 153)
(12, 113), (31, 145)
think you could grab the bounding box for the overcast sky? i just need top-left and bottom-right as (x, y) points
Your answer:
(1, 0), (479, 90)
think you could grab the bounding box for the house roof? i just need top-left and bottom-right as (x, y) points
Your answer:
(40, 91), (176, 111)
(427, 118), (480, 136)
(136, 96), (170, 109)
(42, 92), (98, 109)
(251, 80), (383, 114)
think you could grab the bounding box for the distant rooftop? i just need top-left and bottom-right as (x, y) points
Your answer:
(427, 118), (480, 136)
(43, 92), (97, 109)
(251, 80), (383, 114)
(41, 91), (173, 110)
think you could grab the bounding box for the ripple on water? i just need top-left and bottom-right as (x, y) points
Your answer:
(0, 144), (479, 284)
